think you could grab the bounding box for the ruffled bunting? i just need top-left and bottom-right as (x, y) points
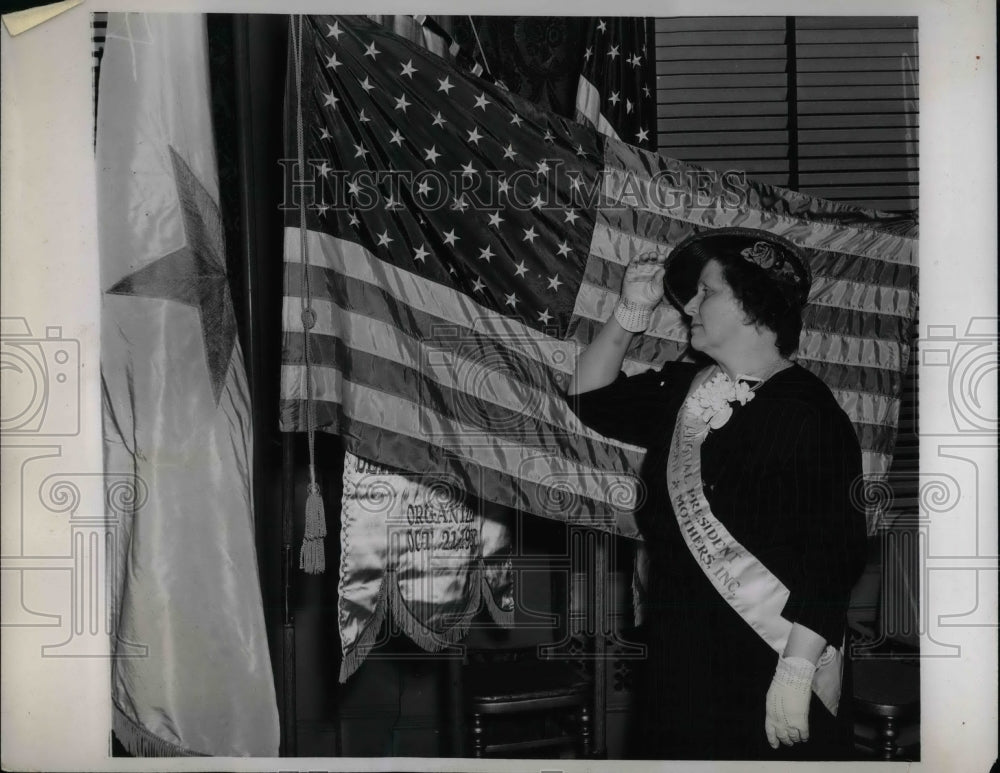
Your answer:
(338, 452), (515, 681)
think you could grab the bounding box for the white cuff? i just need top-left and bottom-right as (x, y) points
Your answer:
(774, 655), (817, 692)
(614, 297), (654, 333)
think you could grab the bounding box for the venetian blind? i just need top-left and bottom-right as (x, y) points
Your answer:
(794, 17), (918, 213)
(655, 15), (919, 213)
(655, 16), (792, 187)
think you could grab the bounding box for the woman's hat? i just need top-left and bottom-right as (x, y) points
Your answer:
(662, 227), (812, 310)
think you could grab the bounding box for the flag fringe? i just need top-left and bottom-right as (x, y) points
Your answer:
(112, 705), (202, 757)
(384, 567), (485, 654)
(340, 567), (498, 681)
(338, 580), (387, 683)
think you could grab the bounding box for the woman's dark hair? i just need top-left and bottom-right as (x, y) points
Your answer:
(715, 252), (804, 358)
(665, 231), (808, 358)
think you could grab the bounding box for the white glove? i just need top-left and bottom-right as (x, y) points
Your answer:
(613, 256), (664, 332)
(765, 655), (815, 749)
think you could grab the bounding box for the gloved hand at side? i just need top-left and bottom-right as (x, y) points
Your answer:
(764, 655), (815, 749)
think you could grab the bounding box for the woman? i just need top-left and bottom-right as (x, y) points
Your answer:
(568, 227), (867, 760)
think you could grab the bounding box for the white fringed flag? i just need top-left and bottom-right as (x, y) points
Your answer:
(98, 12), (279, 756)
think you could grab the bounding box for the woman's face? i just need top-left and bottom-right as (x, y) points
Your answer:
(683, 259), (751, 355)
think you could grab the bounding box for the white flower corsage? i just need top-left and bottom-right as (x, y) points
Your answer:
(685, 371), (756, 430)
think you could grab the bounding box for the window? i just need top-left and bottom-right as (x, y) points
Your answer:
(655, 16), (918, 213)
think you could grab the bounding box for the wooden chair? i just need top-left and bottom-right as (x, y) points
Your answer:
(463, 647), (592, 758)
(852, 656), (920, 759)
(850, 516), (921, 760)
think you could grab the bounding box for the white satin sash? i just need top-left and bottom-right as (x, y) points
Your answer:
(665, 371), (843, 715)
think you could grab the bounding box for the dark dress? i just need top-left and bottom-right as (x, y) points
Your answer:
(572, 361), (868, 760)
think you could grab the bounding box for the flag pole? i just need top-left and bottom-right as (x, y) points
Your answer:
(232, 12), (295, 751)
(281, 432), (299, 755)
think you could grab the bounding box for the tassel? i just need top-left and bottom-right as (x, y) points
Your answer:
(300, 480), (326, 574)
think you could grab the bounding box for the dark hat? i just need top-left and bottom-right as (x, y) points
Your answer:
(662, 227), (812, 310)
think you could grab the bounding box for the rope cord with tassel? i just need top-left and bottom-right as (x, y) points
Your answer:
(291, 15), (327, 574)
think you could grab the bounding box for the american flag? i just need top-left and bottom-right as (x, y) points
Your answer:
(280, 15), (918, 535)
(575, 17), (657, 149)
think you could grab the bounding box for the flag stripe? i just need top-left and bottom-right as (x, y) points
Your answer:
(284, 229), (579, 371)
(588, 214), (677, 265)
(282, 325), (900, 454)
(797, 329), (903, 372)
(283, 261), (912, 452)
(281, 319), (641, 461)
(610, 139), (919, 249)
(575, 76), (623, 140)
(281, 351), (636, 469)
(863, 452), (891, 478)
(589, 217), (915, 319)
(577, 272), (911, 365)
(283, 345), (899, 458)
(808, 278), (914, 319)
(281, 319), (566, 436)
(584, 250), (911, 338)
(278, 373), (643, 518)
(281, 286), (582, 403)
(808, 249), (917, 291)
(789, 358), (903, 397)
(285, 256), (689, 402)
(602, 146), (917, 265)
(573, 278), (905, 372)
(588, 213), (918, 300)
(591, 208), (918, 290)
(831, 391), (899, 433)
(280, 401), (643, 536)
(802, 304), (912, 342)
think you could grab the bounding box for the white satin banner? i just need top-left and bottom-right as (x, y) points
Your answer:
(338, 452), (514, 681)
